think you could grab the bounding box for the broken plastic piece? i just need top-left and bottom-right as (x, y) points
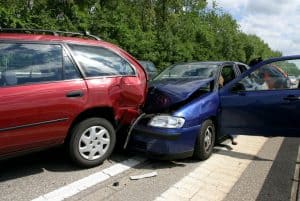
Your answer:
(130, 171), (158, 180)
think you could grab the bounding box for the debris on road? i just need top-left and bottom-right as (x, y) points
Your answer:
(130, 171), (158, 180)
(112, 182), (119, 187)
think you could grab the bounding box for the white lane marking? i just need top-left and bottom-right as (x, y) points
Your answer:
(32, 156), (146, 201)
(103, 158), (141, 176)
(292, 145), (300, 201)
(154, 136), (268, 201)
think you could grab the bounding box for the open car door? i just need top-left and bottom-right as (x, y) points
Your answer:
(219, 56), (300, 137)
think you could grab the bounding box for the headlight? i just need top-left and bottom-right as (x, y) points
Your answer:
(148, 115), (185, 128)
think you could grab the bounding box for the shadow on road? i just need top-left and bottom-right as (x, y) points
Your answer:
(215, 149), (274, 162)
(0, 146), (74, 182)
(0, 144), (132, 182)
(255, 137), (299, 201)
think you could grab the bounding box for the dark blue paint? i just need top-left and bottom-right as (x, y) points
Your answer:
(144, 78), (214, 113)
(130, 62), (227, 157)
(131, 90), (220, 157)
(174, 91), (219, 127)
(150, 78), (214, 102)
(132, 124), (201, 155)
(130, 57), (300, 159)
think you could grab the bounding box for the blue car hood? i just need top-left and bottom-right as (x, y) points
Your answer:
(144, 78), (214, 112)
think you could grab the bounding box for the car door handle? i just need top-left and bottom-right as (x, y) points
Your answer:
(66, 90), (84, 98)
(283, 95), (300, 101)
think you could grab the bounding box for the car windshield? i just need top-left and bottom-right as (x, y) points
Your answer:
(154, 63), (219, 81)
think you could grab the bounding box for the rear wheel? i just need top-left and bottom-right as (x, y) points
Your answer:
(69, 118), (116, 168)
(193, 120), (215, 160)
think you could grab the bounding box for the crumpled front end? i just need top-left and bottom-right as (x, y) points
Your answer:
(143, 78), (214, 113)
(127, 77), (217, 159)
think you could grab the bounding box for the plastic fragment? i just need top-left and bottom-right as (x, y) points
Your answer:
(130, 171), (158, 180)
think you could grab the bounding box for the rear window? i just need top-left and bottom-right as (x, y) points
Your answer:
(69, 44), (135, 77)
(139, 61), (156, 71)
(238, 64), (249, 73)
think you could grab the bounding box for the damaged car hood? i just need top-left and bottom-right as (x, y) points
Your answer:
(144, 78), (214, 113)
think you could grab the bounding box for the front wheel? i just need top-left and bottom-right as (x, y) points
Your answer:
(69, 118), (116, 168)
(193, 120), (215, 160)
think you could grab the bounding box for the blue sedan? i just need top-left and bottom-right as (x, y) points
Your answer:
(128, 56), (299, 160)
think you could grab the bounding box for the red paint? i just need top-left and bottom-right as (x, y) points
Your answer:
(0, 33), (147, 156)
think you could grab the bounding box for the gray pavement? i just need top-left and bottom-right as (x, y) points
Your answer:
(298, 184), (300, 201)
(0, 147), (134, 201)
(67, 153), (206, 201)
(0, 136), (299, 201)
(224, 137), (299, 201)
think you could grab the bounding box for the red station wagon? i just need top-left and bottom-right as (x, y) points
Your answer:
(0, 29), (147, 167)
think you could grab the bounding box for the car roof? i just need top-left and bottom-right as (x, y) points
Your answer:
(0, 33), (118, 48)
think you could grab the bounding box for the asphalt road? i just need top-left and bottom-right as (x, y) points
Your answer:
(0, 136), (299, 201)
(0, 147), (134, 201)
(224, 137), (300, 201)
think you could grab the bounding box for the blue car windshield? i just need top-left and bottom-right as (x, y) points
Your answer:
(154, 63), (219, 80)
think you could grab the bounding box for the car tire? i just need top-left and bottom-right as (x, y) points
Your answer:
(69, 117), (116, 168)
(193, 119), (215, 160)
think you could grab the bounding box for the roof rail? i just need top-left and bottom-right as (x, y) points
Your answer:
(0, 28), (101, 41)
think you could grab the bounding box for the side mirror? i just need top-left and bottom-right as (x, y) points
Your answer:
(231, 82), (246, 93)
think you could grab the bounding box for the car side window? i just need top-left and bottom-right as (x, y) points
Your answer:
(68, 44), (135, 77)
(221, 65), (236, 85)
(238, 64), (248, 73)
(63, 50), (81, 80)
(238, 59), (300, 91)
(0, 43), (63, 87)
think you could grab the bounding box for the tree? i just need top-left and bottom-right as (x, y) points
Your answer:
(0, 0), (281, 69)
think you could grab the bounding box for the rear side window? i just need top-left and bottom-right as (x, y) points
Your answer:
(238, 64), (249, 73)
(69, 44), (135, 77)
(221, 65), (236, 85)
(0, 43), (63, 86)
(140, 61), (156, 72)
(63, 50), (81, 80)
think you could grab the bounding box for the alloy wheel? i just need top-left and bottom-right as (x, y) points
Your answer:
(204, 126), (213, 153)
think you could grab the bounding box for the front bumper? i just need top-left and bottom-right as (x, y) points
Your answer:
(128, 123), (201, 160)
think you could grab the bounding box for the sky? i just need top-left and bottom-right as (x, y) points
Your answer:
(207, 0), (300, 56)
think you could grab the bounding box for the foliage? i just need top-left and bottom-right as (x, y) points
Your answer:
(0, 0), (281, 70)
(277, 61), (300, 76)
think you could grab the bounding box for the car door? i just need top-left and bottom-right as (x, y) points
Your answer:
(219, 56), (300, 137)
(0, 42), (87, 155)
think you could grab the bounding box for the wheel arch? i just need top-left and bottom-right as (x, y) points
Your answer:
(65, 107), (116, 143)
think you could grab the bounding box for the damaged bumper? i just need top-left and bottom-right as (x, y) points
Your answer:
(128, 119), (201, 160)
